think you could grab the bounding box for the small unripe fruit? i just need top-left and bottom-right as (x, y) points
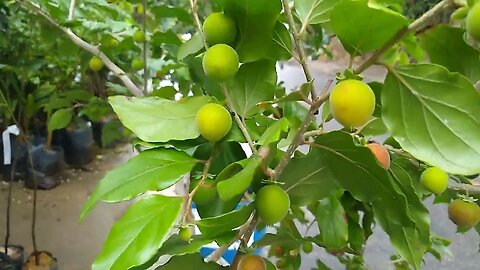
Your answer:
(196, 103), (232, 142)
(178, 227), (191, 241)
(276, 258), (287, 269)
(238, 254), (266, 270)
(330, 80), (375, 128)
(302, 242), (313, 254)
(203, 13), (237, 46)
(89, 57), (104, 71)
(420, 167), (448, 195)
(255, 185), (290, 225)
(448, 199), (480, 228)
(367, 143), (390, 169)
(202, 44), (239, 81)
(466, 3), (480, 41)
(133, 30), (146, 43)
(134, 3), (144, 14)
(131, 58), (145, 70)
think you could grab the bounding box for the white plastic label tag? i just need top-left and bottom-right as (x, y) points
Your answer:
(2, 125), (20, 165)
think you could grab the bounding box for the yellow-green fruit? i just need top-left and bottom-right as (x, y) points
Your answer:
(196, 103), (232, 142)
(420, 167), (448, 195)
(191, 178), (217, 205)
(466, 3), (480, 41)
(302, 242), (313, 254)
(135, 3), (144, 14)
(89, 57), (104, 71)
(202, 44), (239, 81)
(255, 185), (290, 225)
(178, 227), (191, 241)
(203, 13), (237, 46)
(238, 254), (266, 270)
(133, 30), (146, 43)
(131, 58), (145, 70)
(448, 199), (480, 228)
(103, 37), (118, 48)
(330, 80), (375, 128)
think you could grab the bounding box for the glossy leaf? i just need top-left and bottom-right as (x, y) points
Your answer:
(177, 34), (204, 60)
(109, 96), (211, 142)
(47, 108), (72, 132)
(295, 0), (338, 25)
(81, 149), (196, 219)
(382, 64), (480, 175)
(419, 25), (480, 83)
(268, 21), (293, 61)
(315, 196), (348, 249)
(158, 254), (225, 270)
(217, 157), (262, 201)
(196, 204), (254, 237)
(330, 0), (408, 54)
(257, 118), (290, 147)
(227, 60), (277, 117)
(224, 0), (282, 62)
(92, 195), (182, 270)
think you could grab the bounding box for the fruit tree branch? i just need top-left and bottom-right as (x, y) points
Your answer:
(281, 0), (317, 100)
(189, 0), (208, 48)
(448, 182), (480, 195)
(354, 0), (455, 74)
(19, 0), (144, 97)
(68, 0), (76, 21)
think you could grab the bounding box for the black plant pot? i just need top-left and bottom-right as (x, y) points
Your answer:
(0, 245), (24, 270)
(24, 251), (57, 270)
(0, 134), (29, 181)
(29, 135), (46, 147)
(62, 125), (94, 167)
(23, 169), (59, 191)
(31, 144), (64, 176)
(91, 121), (103, 148)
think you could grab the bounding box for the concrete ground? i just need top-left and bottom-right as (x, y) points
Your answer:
(0, 61), (478, 269)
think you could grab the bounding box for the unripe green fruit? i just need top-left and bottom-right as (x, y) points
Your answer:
(330, 80), (375, 128)
(203, 13), (237, 46)
(191, 178), (217, 205)
(131, 58), (145, 70)
(89, 57), (104, 71)
(302, 242), (313, 254)
(196, 103), (232, 142)
(420, 167), (448, 195)
(255, 185), (290, 225)
(466, 3), (480, 42)
(202, 44), (239, 81)
(133, 30), (146, 43)
(178, 227), (191, 241)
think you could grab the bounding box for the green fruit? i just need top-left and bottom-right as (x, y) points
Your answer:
(466, 3), (480, 41)
(330, 80), (375, 128)
(420, 167), (448, 195)
(191, 178), (217, 205)
(448, 199), (480, 228)
(134, 3), (144, 14)
(302, 242), (313, 254)
(196, 103), (232, 142)
(89, 57), (104, 71)
(203, 13), (237, 46)
(255, 185), (290, 225)
(202, 44), (239, 81)
(238, 254), (266, 270)
(133, 30), (146, 43)
(178, 227), (192, 241)
(131, 58), (145, 70)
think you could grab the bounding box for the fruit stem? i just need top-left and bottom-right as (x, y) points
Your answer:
(281, 0), (317, 100)
(189, 0), (208, 49)
(18, 0), (144, 97)
(272, 80), (332, 180)
(355, 0), (455, 74)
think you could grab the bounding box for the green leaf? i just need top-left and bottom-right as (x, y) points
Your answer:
(295, 0), (338, 25)
(158, 254), (225, 270)
(258, 118), (290, 146)
(217, 157), (262, 201)
(228, 60), (277, 117)
(150, 5), (192, 23)
(224, 0), (282, 62)
(311, 131), (429, 269)
(419, 25), (480, 83)
(330, 0), (408, 55)
(81, 149), (196, 219)
(280, 153), (340, 206)
(359, 118), (387, 136)
(48, 108), (72, 132)
(260, 82), (312, 106)
(267, 21), (293, 61)
(315, 196), (348, 249)
(92, 195), (182, 270)
(177, 34), (204, 60)
(196, 204), (254, 237)
(382, 64), (480, 175)
(109, 96), (211, 142)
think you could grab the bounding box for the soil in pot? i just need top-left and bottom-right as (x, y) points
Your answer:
(62, 123), (94, 167)
(0, 245), (24, 270)
(23, 252), (57, 270)
(31, 145), (64, 176)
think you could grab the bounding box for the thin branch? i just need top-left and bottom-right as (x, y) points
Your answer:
(281, 0), (317, 100)
(19, 0), (144, 97)
(182, 156), (213, 224)
(272, 81), (332, 180)
(229, 215), (259, 269)
(142, 0), (148, 95)
(189, 0), (208, 49)
(303, 128), (325, 139)
(448, 182), (480, 195)
(355, 0), (454, 74)
(68, 0), (76, 21)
